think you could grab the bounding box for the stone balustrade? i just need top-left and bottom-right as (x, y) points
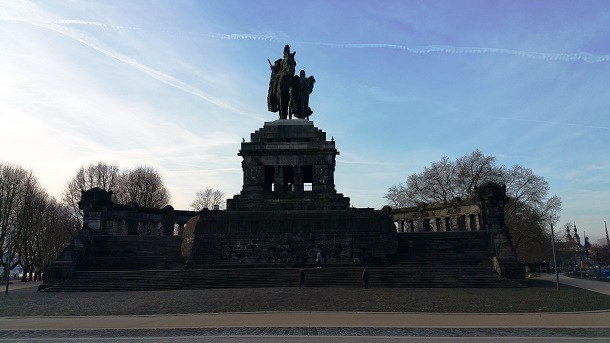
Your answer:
(78, 187), (198, 236)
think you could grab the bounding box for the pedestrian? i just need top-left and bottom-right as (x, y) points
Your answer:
(408, 240), (414, 253)
(362, 268), (370, 288)
(299, 269), (306, 289)
(316, 251), (322, 268)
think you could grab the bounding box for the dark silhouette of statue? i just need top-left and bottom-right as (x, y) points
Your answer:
(289, 70), (315, 120)
(267, 45), (315, 120)
(267, 58), (282, 112)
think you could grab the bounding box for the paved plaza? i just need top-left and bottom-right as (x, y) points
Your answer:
(1, 275), (609, 340)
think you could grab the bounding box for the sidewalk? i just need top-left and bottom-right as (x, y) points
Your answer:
(1, 310), (610, 330)
(1, 276), (609, 331)
(1, 281), (42, 292)
(535, 273), (610, 296)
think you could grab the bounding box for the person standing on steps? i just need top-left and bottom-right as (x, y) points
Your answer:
(299, 269), (306, 289)
(362, 268), (370, 288)
(316, 251), (322, 268)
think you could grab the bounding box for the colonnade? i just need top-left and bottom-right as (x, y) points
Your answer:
(393, 211), (485, 232)
(104, 219), (187, 236)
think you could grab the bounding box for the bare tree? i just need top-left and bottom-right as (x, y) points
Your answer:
(384, 184), (409, 208)
(455, 150), (502, 198)
(0, 163), (84, 282)
(385, 151), (498, 207)
(13, 171), (45, 281)
(62, 162), (121, 223)
(115, 166), (171, 208)
(191, 188), (226, 211)
(502, 165), (562, 254)
(0, 163), (28, 275)
(31, 198), (80, 281)
(63, 163), (172, 211)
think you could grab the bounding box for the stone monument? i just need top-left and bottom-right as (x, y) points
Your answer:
(182, 46), (396, 266)
(267, 44), (316, 120)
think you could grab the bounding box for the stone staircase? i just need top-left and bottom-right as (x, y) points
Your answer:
(42, 231), (524, 292)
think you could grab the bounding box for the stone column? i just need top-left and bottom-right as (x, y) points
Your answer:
(162, 205), (176, 236)
(293, 165), (304, 192)
(127, 209), (139, 235)
(274, 166), (284, 192)
(78, 188), (113, 234)
(414, 218), (424, 232)
(119, 220), (127, 236)
(313, 162), (329, 192)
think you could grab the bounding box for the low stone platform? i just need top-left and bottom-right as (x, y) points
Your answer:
(40, 265), (524, 292)
(41, 231), (523, 292)
(183, 208), (397, 267)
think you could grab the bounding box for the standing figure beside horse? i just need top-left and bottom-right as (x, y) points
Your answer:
(267, 45), (315, 120)
(289, 70), (316, 120)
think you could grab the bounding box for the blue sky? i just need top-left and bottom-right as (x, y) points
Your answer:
(1, 1), (609, 242)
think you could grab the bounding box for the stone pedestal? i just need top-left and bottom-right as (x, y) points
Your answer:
(185, 120), (397, 266)
(228, 120), (349, 211)
(477, 182), (525, 279)
(183, 208), (397, 266)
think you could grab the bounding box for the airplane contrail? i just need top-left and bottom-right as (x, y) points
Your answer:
(495, 116), (610, 130)
(4, 17), (608, 64)
(316, 43), (610, 63)
(0, 17), (263, 121)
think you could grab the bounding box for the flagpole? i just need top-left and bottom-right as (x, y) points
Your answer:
(550, 222), (560, 290)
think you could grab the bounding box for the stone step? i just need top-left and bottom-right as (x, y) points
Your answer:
(43, 266), (524, 292)
(44, 231), (521, 292)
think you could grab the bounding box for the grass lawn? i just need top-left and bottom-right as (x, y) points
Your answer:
(1, 280), (610, 317)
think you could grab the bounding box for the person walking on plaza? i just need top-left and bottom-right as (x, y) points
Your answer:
(362, 268), (370, 288)
(316, 251), (322, 268)
(298, 269), (306, 289)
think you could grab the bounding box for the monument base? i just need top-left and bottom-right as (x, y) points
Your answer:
(182, 208), (397, 267)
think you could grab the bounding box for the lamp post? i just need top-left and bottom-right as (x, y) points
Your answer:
(596, 244), (602, 281)
(4, 220), (15, 295)
(550, 222), (560, 290)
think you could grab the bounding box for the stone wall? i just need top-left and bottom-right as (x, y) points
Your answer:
(388, 182), (525, 280)
(183, 208), (397, 267)
(40, 188), (199, 290)
(78, 187), (197, 236)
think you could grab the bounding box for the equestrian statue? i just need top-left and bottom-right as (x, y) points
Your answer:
(267, 45), (316, 120)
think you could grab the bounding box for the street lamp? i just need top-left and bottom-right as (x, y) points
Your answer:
(550, 222), (560, 290)
(596, 244), (602, 281)
(4, 220), (15, 295)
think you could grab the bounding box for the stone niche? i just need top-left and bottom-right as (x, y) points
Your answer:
(183, 120), (397, 266)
